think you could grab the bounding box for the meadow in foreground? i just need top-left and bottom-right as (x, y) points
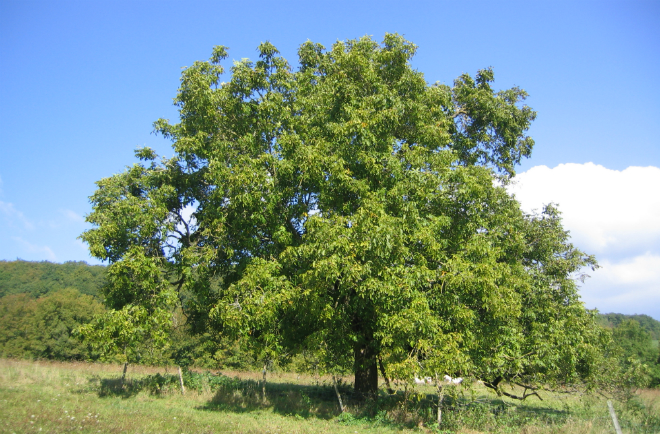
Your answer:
(1, 358), (658, 433)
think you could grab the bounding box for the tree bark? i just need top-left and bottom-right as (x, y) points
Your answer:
(352, 302), (378, 400)
(120, 362), (128, 389)
(261, 362), (268, 403)
(437, 385), (444, 425)
(436, 374), (444, 426)
(353, 337), (378, 400)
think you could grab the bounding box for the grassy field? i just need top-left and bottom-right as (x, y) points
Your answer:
(1, 359), (659, 433)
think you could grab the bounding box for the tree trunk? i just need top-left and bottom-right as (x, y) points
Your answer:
(353, 338), (378, 400)
(120, 362), (128, 389)
(436, 374), (444, 426)
(352, 309), (378, 400)
(261, 362), (268, 403)
(120, 345), (128, 389)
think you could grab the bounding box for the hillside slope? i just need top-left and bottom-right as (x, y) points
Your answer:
(598, 313), (660, 342)
(0, 260), (106, 298)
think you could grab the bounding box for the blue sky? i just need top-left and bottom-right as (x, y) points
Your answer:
(1, 0), (659, 318)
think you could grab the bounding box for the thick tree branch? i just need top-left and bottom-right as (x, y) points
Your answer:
(378, 355), (395, 395)
(286, 218), (303, 245)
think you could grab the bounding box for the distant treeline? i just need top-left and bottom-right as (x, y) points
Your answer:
(0, 289), (104, 360)
(0, 260), (106, 298)
(1, 260), (658, 386)
(598, 313), (660, 342)
(0, 260), (257, 369)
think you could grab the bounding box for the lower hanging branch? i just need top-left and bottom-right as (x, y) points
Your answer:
(511, 382), (543, 401)
(483, 377), (543, 401)
(483, 376), (502, 394)
(500, 388), (543, 401)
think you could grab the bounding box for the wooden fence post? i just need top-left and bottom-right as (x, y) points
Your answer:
(607, 400), (623, 434)
(177, 366), (186, 395)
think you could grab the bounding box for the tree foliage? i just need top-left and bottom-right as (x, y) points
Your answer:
(0, 288), (104, 360)
(611, 319), (660, 387)
(82, 34), (608, 398)
(77, 304), (172, 366)
(76, 250), (178, 365)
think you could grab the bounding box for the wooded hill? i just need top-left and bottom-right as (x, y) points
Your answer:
(598, 313), (660, 342)
(0, 260), (106, 298)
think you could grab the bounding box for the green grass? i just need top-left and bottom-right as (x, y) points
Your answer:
(1, 359), (659, 433)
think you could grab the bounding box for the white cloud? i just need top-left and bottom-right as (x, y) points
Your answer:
(597, 253), (660, 286)
(0, 201), (34, 230)
(509, 163), (660, 319)
(12, 236), (57, 261)
(509, 164), (660, 256)
(580, 253), (660, 318)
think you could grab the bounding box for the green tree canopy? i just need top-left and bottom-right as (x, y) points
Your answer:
(82, 34), (607, 398)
